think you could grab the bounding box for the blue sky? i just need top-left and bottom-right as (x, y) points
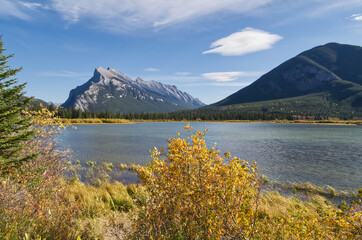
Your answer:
(1, 0), (362, 104)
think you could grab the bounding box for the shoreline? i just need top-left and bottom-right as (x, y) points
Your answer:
(59, 118), (362, 125)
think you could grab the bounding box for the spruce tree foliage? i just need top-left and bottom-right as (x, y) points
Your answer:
(0, 36), (36, 173)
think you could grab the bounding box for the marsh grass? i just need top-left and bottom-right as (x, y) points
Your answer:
(60, 118), (132, 125)
(64, 180), (147, 239)
(265, 180), (359, 199)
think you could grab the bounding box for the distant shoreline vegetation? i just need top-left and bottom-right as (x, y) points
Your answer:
(58, 118), (362, 125)
(60, 118), (132, 125)
(33, 105), (362, 125)
(30, 103), (362, 123)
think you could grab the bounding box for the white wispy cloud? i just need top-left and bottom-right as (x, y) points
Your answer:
(144, 68), (160, 72)
(140, 71), (258, 89)
(351, 14), (362, 21)
(211, 82), (252, 87)
(175, 72), (191, 76)
(202, 71), (263, 82)
(18, 1), (46, 10)
(203, 28), (282, 56)
(306, 0), (362, 18)
(0, 0), (50, 20)
(0, 0), (31, 20)
(143, 74), (203, 83)
(46, 0), (272, 31)
(38, 71), (90, 80)
(3, 0), (362, 32)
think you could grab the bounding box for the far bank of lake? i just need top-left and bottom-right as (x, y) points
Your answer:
(57, 122), (362, 190)
(59, 118), (362, 125)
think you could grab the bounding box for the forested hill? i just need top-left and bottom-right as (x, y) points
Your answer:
(198, 43), (362, 119)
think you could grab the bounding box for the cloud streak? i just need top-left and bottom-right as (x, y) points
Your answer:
(175, 72), (192, 76)
(0, 0), (50, 20)
(351, 14), (362, 21)
(18, 1), (46, 10)
(203, 28), (282, 56)
(144, 68), (160, 72)
(306, 0), (362, 18)
(202, 71), (263, 82)
(45, 0), (272, 31)
(0, 0), (31, 20)
(38, 71), (90, 80)
(211, 82), (252, 87)
(3, 0), (362, 33)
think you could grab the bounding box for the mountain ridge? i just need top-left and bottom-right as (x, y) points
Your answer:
(201, 42), (362, 118)
(62, 67), (205, 113)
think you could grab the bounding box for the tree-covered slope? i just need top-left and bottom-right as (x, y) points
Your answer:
(207, 43), (362, 118)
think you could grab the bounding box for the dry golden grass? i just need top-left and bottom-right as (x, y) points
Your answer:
(59, 118), (132, 125)
(63, 180), (147, 239)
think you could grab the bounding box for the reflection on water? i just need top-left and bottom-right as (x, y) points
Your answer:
(57, 122), (362, 190)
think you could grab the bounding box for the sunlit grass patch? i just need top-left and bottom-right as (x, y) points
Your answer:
(59, 118), (132, 125)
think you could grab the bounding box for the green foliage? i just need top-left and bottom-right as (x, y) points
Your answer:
(0, 37), (36, 173)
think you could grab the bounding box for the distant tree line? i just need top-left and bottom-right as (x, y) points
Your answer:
(30, 103), (361, 121)
(30, 105), (292, 121)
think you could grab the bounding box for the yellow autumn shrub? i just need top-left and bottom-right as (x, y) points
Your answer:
(134, 124), (260, 239)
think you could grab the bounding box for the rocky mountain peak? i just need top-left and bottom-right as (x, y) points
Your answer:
(93, 67), (133, 83)
(135, 77), (145, 83)
(62, 67), (205, 113)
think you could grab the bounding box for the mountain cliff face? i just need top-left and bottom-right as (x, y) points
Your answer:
(211, 43), (362, 116)
(62, 67), (204, 113)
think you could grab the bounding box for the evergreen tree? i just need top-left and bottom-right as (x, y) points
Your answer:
(0, 36), (36, 173)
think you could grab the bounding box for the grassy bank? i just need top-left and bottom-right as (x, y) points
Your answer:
(59, 118), (362, 125)
(2, 144), (361, 239)
(62, 178), (361, 239)
(64, 180), (147, 239)
(59, 118), (132, 125)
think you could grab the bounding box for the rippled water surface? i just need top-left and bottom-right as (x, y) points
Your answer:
(57, 122), (362, 190)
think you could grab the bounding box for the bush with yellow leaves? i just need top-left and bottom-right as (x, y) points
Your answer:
(134, 124), (261, 239)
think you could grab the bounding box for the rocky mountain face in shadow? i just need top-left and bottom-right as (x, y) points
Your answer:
(214, 43), (362, 109)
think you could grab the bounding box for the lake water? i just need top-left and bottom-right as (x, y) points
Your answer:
(57, 122), (362, 190)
